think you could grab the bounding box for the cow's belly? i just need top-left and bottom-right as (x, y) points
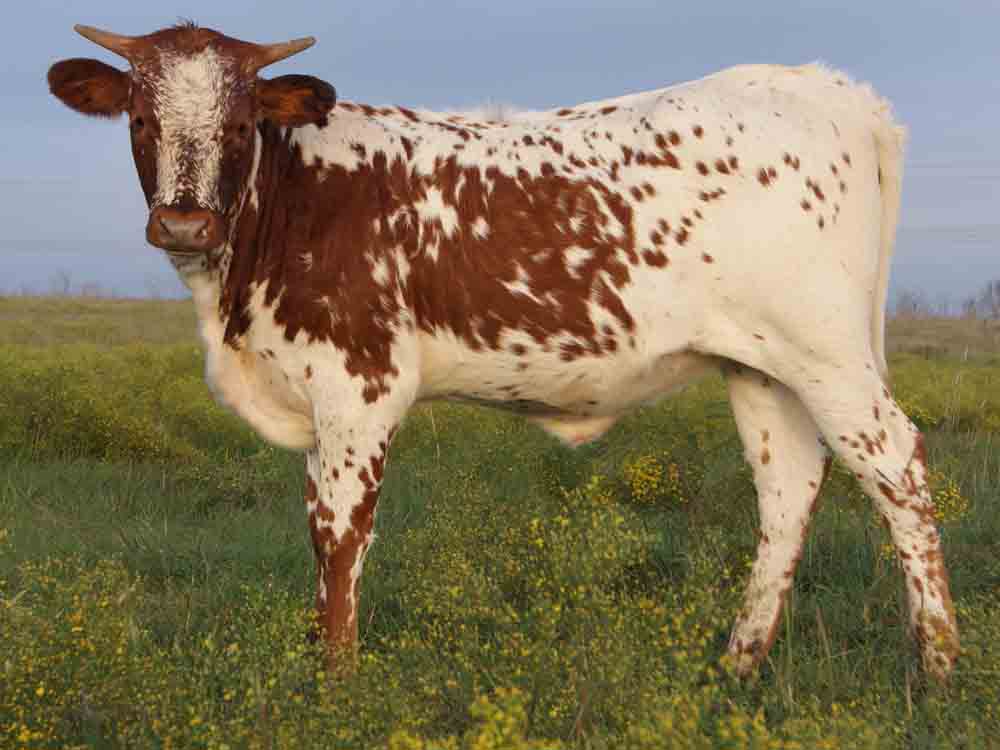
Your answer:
(417, 330), (717, 432)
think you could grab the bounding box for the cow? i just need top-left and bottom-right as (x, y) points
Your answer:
(49, 22), (959, 680)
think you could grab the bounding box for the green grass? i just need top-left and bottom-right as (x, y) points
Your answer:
(1, 297), (999, 748)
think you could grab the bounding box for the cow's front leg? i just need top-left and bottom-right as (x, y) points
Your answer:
(303, 406), (402, 661)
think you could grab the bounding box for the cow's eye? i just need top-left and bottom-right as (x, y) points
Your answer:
(131, 116), (145, 132)
(238, 122), (250, 137)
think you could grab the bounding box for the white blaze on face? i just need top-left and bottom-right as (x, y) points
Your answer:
(150, 48), (234, 210)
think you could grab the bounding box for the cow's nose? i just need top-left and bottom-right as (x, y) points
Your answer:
(146, 206), (226, 253)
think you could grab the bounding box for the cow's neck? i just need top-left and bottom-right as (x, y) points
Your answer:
(215, 115), (406, 352)
(211, 120), (300, 348)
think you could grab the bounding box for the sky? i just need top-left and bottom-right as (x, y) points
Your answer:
(3, 0), (998, 304)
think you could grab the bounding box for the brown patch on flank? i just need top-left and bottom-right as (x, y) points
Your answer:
(693, 125), (704, 138)
(761, 448), (771, 465)
(696, 161), (709, 176)
(701, 253), (714, 263)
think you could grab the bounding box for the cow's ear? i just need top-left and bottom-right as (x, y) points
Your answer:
(49, 58), (130, 118)
(258, 75), (336, 127)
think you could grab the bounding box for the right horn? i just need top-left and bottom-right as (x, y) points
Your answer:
(249, 37), (316, 72)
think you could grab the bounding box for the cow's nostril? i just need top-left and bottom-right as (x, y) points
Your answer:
(196, 222), (209, 239)
(158, 217), (173, 237)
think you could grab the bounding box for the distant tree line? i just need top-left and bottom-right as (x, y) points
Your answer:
(894, 279), (1000, 320)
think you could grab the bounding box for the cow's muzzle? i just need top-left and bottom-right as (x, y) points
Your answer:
(146, 206), (226, 253)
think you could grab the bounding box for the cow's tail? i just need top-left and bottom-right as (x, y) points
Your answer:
(871, 105), (907, 385)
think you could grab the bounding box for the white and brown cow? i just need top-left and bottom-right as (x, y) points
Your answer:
(49, 23), (959, 678)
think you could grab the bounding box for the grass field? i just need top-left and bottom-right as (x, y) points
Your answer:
(1, 296), (998, 749)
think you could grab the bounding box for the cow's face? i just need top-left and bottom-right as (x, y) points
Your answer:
(49, 24), (336, 260)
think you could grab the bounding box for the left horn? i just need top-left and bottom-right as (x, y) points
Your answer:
(74, 24), (139, 61)
(250, 37), (316, 71)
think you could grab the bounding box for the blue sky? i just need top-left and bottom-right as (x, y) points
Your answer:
(4, 0), (998, 302)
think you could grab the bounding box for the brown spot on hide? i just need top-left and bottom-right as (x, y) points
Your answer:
(878, 481), (905, 508)
(642, 249), (669, 267)
(692, 125), (704, 138)
(782, 153), (801, 171)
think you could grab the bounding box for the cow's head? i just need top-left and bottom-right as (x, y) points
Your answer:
(48, 23), (336, 260)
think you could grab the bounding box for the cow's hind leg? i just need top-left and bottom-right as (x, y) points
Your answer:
(724, 363), (831, 674)
(778, 361), (959, 679)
